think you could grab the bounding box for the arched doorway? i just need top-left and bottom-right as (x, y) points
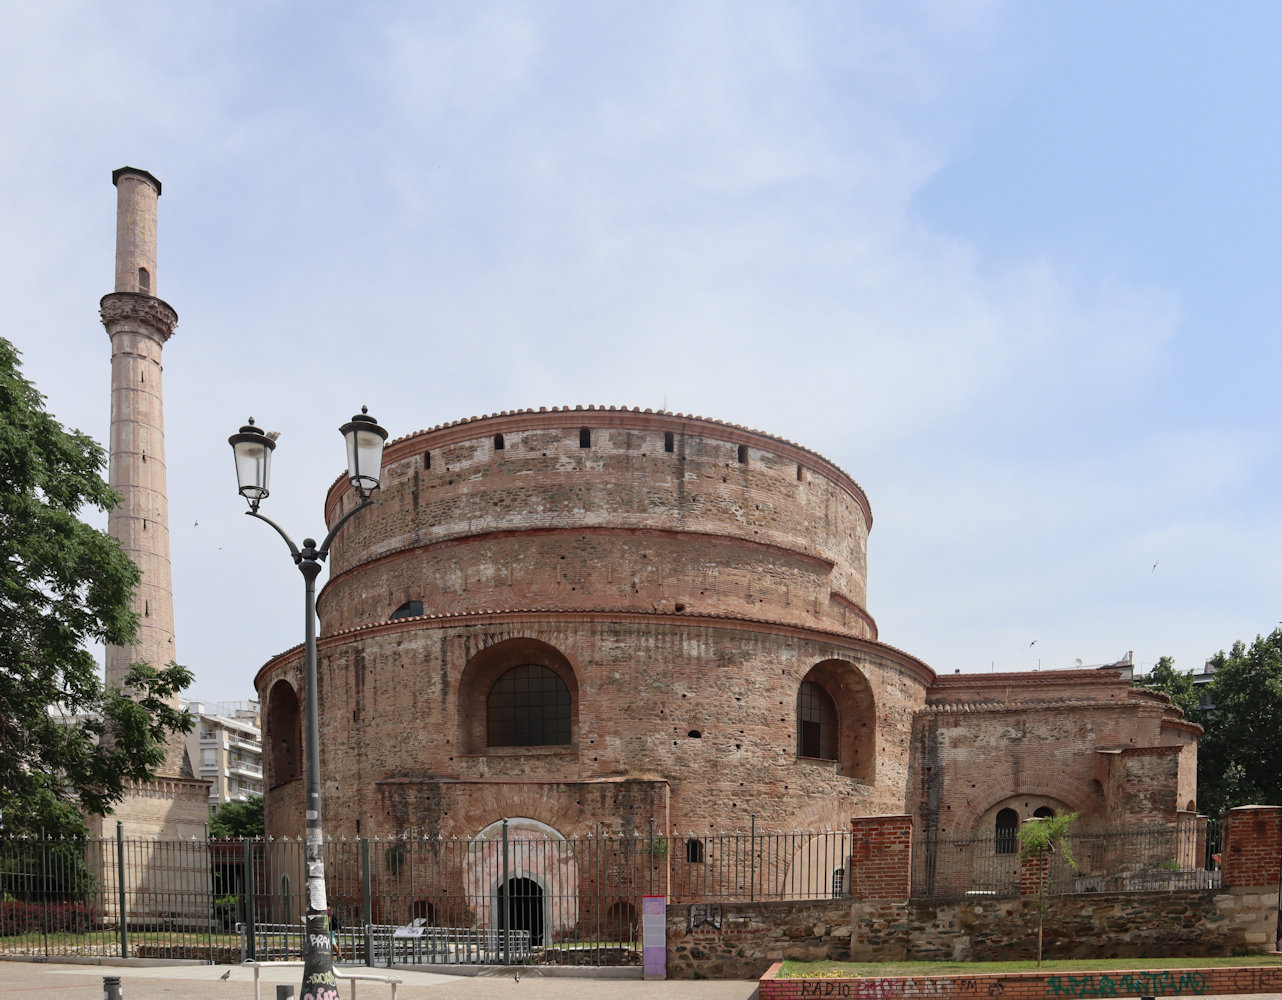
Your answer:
(499, 876), (544, 946)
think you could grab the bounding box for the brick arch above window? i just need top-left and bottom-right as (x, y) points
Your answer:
(457, 637), (579, 755)
(797, 659), (875, 781)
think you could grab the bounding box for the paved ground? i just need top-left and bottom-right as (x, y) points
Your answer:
(0, 961), (761, 999)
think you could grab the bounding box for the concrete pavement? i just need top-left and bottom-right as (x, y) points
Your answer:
(0, 960), (760, 999)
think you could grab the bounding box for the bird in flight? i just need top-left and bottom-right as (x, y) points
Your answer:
(1029, 640), (1038, 647)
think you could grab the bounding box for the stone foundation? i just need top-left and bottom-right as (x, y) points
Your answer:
(666, 887), (1281, 979)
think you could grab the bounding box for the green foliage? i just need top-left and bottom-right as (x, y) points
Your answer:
(213, 894), (239, 931)
(1016, 812), (1079, 871)
(209, 796), (264, 839)
(1197, 629), (1282, 819)
(1135, 655), (1200, 720)
(0, 337), (192, 836)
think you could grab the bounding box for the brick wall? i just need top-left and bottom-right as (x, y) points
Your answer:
(1222, 805), (1282, 889)
(260, 617), (930, 838)
(320, 411), (875, 638)
(849, 815), (912, 899)
(759, 965), (1282, 1000)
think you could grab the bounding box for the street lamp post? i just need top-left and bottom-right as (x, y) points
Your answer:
(229, 408), (388, 999)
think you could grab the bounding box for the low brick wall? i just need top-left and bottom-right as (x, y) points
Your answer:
(665, 888), (1279, 979)
(759, 963), (1282, 1000)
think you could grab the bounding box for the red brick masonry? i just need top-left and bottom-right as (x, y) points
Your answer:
(759, 964), (1282, 1000)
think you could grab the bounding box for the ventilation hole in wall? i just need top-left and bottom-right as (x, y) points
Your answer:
(139, 371), (145, 383)
(688, 730), (701, 739)
(735, 744), (741, 750)
(673, 742), (678, 747)
(144, 601), (149, 617)
(493, 433), (504, 450)
(356, 819), (361, 833)
(579, 427), (591, 448)
(664, 431), (675, 453)
(674, 603), (686, 612)
(797, 464), (804, 481)
(681, 693), (687, 698)
(142, 452), (147, 462)
(424, 451), (431, 469)
(738, 444), (748, 464)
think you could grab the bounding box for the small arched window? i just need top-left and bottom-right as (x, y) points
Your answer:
(685, 838), (704, 863)
(1033, 806), (1055, 820)
(137, 267), (150, 294)
(797, 681), (838, 760)
(390, 600), (423, 619)
(995, 808), (1019, 854)
(487, 664), (571, 747)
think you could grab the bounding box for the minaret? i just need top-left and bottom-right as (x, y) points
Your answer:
(99, 167), (189, 778)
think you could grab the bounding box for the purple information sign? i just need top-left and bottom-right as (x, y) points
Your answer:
(642, 895), (666, 980)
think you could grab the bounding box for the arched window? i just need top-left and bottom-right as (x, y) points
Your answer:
(797, 681), (838, 760)
(1033, 806), (1055, 820)
(487, 664), (571, 747)
(390, 600), (423, 619)
(685, 838), (704, 863)
(137, 267), (150, 294)
(266, 680), (302, 786)
(995, 808), (1018, 854)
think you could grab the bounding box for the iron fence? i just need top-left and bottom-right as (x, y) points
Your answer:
(911, 821), (1222, 899)
(0, 821), (849, 965)
(0, 819), (1229, 962)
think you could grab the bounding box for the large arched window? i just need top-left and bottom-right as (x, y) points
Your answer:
(266, 679), (302, 787)
(487, 664), (571, 748)
(995, 808), (1018, 854)
(794, 661), (876, 780)
(797, 681), (838, 760)
(458, 637), (579, 754)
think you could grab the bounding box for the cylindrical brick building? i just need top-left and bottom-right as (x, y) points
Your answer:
(256, 407), (934, 842)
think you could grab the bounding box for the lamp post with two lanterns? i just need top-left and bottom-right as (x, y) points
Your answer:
(229, 407), (388, 995)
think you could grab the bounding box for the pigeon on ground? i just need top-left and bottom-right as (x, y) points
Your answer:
(219, 969), (231, 981)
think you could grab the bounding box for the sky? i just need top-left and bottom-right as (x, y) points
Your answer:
(3, 2), (1280, 706)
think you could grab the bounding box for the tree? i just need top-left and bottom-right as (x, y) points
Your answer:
(1017, 812), (1078, 968)
(0, 337), (192, 838)
(1134, 655), (1200, 720)
(1197, 629), (1282, 819)
(209, 796), (264, 839)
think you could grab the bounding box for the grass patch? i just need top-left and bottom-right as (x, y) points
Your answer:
(779, 955), (1282, 978)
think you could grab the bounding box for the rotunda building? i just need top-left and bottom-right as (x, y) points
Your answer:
(256, 406), (935, 842)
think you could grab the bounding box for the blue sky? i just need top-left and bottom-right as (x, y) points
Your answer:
(3, 2), (1279, 704)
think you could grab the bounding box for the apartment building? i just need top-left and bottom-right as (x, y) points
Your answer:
(183, 701), (264, 810)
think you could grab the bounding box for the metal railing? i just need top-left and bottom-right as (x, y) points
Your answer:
(910, 821), (1222, 899)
